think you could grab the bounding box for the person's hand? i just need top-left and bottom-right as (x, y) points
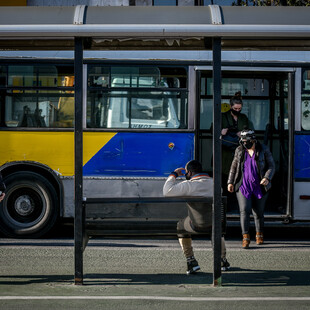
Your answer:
(260, 178), (269, 186)
(236, 131), (241, 137)
(221, 128), (228, 135)
(227, 184), (234, 193)
(0, 193), (5, 202)
(174, 168), (185, 177)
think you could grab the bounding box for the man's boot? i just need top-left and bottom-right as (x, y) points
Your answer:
(178, 238), (200, 274)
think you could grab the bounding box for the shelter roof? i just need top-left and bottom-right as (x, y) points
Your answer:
(0, 5), (309, 50)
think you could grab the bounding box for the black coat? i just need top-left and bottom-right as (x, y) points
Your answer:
(227, 142), (275, 192)
(221, 110), (250, 175)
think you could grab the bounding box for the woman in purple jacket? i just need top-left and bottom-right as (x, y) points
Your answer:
(227, 129), (275, 249)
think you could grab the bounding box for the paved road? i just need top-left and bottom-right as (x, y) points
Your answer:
(0, 233), (310, 310)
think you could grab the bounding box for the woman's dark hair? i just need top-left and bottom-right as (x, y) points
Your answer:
(230, 91), (243, 106)
(186, 160), (202, 174)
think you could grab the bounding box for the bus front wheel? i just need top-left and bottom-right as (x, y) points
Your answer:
(0, 172), (59, 238)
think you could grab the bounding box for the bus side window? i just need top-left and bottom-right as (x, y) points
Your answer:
(56, 96), (74, 128)
(302, 99), (310, 130)
(302, 70), (310, 130)
(34, 108), (46, 127)
(17, 105), (47, 128)
(19, 106), (37, 127)
(54, 76), (75, 128)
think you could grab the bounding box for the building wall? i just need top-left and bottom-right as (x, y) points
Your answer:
(135, 0), (196, 5)
(27, 0), (198, 6)
(0, 0), (26, 5)
(27, 0), (130, 5)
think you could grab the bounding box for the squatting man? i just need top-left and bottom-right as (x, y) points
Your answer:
(163, 160), (230, 275)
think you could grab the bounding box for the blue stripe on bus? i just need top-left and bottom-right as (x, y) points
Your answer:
(294, 134), (310, 179)
(83, 132), (194, 177)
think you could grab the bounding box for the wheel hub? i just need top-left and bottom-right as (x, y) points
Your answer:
(14, 195), (35, 216)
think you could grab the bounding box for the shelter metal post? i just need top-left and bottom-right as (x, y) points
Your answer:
(212, 37), (222, 287)
(74, 37), (84, 285)
(287, 72), (295, 219)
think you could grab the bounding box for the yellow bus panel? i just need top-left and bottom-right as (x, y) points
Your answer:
(0, 131), (117, 176)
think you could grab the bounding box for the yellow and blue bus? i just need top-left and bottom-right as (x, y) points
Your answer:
(0, 4), (310, 237)
(0, 54), (310, 238)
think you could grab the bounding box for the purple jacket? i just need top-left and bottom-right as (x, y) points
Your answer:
(227, 142), (275, 192)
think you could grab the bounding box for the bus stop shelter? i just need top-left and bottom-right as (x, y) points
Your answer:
(0, 4), (310, 286)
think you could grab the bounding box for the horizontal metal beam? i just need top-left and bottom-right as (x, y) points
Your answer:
(1, 24), (310, 38)
(2, 38), (310, 52)
(83, 197), (217, 204)
(194, 66), (296, 72)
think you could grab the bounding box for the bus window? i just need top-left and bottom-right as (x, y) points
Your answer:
(200, 77), (269, 131)
(302, 98), (310, 130)
(4, 92), (74, 128)
(111, 67), (160, 88)
(241, 99), (269, 130)
(108, 91), (181, 129)
(302, 70), (310, 130)
(87, 66), (188, 129)
(0, 66), (6, 86)
(56, 75), (74, 128)
(88, 66), (109, 87)
(88, 90), (184, 129)
(274, 99), (289, 131)
(8, 66), (36, 87)
(1, 65), (74, 128)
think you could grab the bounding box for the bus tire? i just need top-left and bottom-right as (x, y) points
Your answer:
(0, 171), (59, 238)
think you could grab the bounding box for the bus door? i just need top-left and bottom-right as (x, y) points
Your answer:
(195, 66), (295, 221)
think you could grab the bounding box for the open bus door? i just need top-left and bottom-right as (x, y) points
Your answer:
(196, 66), (296, 224)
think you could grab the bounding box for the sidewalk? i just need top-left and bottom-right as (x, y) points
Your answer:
(0, 237), (310, 309)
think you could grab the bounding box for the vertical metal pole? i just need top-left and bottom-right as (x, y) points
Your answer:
(74, 37), (84, 285)
(287, 72), (295, 220)
(212, 37), (222, 287)
(195, 70), (201, 161)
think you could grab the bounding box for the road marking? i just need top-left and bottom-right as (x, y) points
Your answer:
(0, 296), (310, 301)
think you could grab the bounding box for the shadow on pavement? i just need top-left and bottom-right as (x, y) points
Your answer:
(0, 240), (159, 248)
(82, 269), (310, 287)
(0, 275), (73, 285)
(223, 269), (310, 287)
(1, 269), (310, 287)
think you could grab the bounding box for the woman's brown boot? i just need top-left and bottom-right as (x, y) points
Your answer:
(242, 234), (250, 249)
(256, 232), (264, 245)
